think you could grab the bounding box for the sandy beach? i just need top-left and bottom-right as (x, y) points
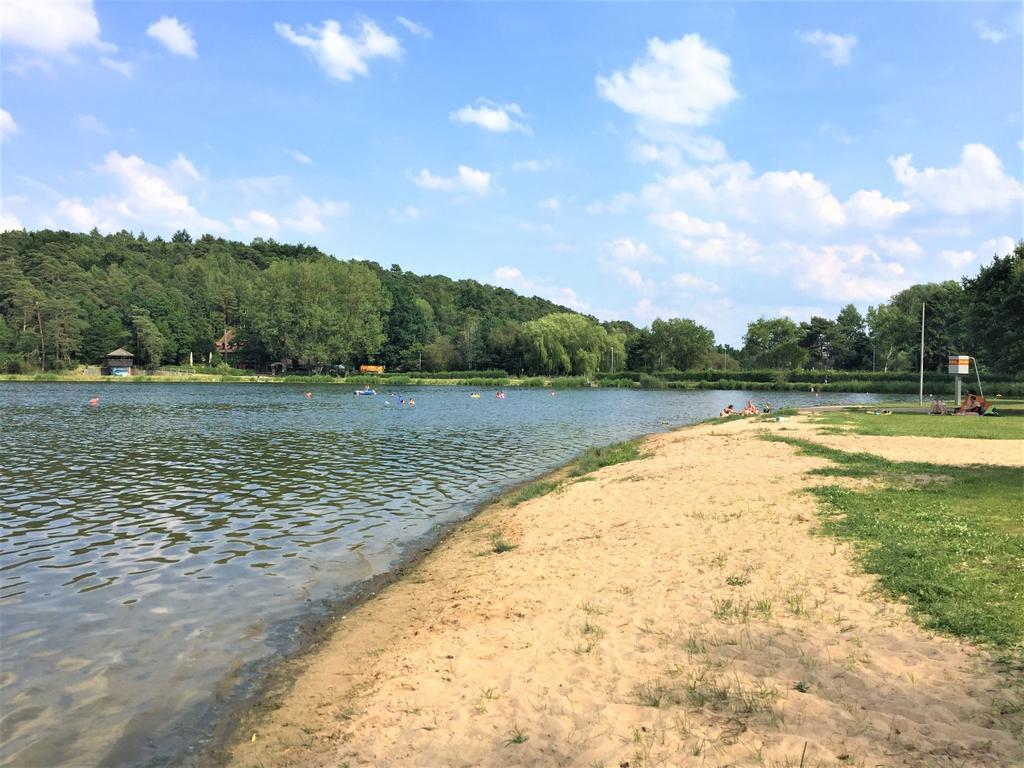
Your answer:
(220, 413), (1023, 768)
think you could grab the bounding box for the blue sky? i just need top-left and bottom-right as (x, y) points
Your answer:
(1, 1), (1021, 344)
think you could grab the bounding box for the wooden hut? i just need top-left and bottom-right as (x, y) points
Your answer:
(104, 348), (134, 376)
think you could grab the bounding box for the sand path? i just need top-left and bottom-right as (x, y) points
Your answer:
(223, 415), (1023, 768)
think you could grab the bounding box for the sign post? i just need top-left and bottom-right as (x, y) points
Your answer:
(948, 354), (970, 406)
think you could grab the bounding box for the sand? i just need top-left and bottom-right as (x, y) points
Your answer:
(222, 414), (1023, 768)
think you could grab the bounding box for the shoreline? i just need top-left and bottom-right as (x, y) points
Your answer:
(213, 410), (1023, 767)
(189, 434), (650, 768)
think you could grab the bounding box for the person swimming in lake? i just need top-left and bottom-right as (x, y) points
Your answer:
(496, 390), (506, 399)
(719, 404), (735, 417)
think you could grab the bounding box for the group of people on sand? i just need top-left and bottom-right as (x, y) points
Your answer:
(719, 400), (771, 417)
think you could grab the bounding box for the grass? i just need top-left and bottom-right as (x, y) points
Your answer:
(503, 480), (560, 507)
(490, 531), (516, 553)
(503, 725), (528, 746)
(764, 434), (1024, 648)
(568, 440), (643, 477)
(816, 409), (1024, 440)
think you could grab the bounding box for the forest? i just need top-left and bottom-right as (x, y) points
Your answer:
(1, 228), (1021, 378)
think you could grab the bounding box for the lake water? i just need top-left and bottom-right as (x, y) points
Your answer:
(0, 383), (882, 767)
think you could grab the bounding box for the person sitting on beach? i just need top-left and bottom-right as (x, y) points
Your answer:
(957, 391), (989, 415)
(761, 402), (772, 414)
(742, 400), (759, 416)
(719, 404), (735, 417)
(929, 396), (948, 415)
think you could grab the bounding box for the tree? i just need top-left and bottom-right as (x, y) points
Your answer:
(520, 313), (615, 377)
(129, 307), (165, 366)
(648, 317), (715, 371)
(742, 317), (808, 369)
(961, 240), (1024, 374)
(798, 316), (836, 370)
(171, 229), (193, 244)
(243, 260), (389, 367)
(832, 304), (870, 370)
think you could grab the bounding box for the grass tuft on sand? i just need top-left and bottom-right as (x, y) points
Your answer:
(765, 434), (1024, 648)
(569, 440), (644, 477)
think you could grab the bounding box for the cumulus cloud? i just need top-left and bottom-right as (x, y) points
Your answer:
(649, 211), (729, 238)
(493, 266), (587, 311)
(55, 150), (223, 234)
(596, 34), (737, 126)
(232, 210), (280, 235)
(939, 236), (1016, 271)
(100, 57), (134, 77)
(876, 236), (923, 259)
(788, 244), (910, 301)
(285, 149), (312, 165)
(75, 113), (110, 136)
(275, 19), (401, 81)
(672, 273), (720, 293)
(973, 20), (1008, 44)
(537, 197), (561, 211)
(843, 189), (911, 228)
(450, 100), (531, 134)
(397, 17), (431, 39)
(413, 165), (492, 195)
(147, 16), (197, 58)
(796, 30), (857, 66)
(584, 192), (638, 215)
(511, 159), (553, 173)
(0, 0), (113, 55)
(283, 196), (351, 233)
(0, 109), (18, 141)
(890, 143), (1023, 215)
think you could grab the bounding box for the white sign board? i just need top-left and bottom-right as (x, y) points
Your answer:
(948, 355), (970, 374)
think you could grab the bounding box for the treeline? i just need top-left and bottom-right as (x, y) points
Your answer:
(0, 228), (1020, 377)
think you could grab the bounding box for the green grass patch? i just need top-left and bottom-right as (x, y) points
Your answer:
(816, 410), (1024, 440)
(568, 440), (643, 477)
(503, 480), (560, 507)
(765, 435), (1024, 648)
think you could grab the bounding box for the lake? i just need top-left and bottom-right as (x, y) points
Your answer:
(0, 383), (882, 766)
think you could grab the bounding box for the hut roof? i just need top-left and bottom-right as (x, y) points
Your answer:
(106, 348), (134, 358)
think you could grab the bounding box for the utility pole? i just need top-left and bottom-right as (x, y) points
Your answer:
(918, 302), (926, 406)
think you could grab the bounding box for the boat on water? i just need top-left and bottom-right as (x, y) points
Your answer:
(354, 388), (377, 396)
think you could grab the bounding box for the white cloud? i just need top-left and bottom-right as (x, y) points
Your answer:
(100, 57), (134, 77)
(75, 113), (110, 136)
(890, 143), (1023, 215)
(0, 0), (113, 55)
(275, 19), (401, 81)
(537, 197), (561, 211)
(388, 206), (422, 221)
(283, 196), (351, 233)
(413, 165), (492, 196)
(0, 214), (24, 231)
(492, 266), (587, 310)
(979, 236), (1016, 258)
(396, 17), (431, 39)
(1, 110), (18, 142)
(285, 149), (312, 165)
(147, 16), (197, 58)
(596, 34), (737, 126)
(674, 230), (761, 266)
(789, 243), (910, 301)
(672, 273), (720, 293)
(232, 210), (280, 235)
(55, 150), (223, 234)
(450, 100), (531, 134)
(843, 189), (911, 228)
(796, 30), (857, 66)
(604, 237), (663, 264)
(511, 159), (553, 173)
(235, 175), (292, 198)
(939, 249), (976, 269)
(649, 211), (729, 238)
(876, 236), (923, 259)
(169, 153), (200, 182)
(819, 122), (854, 145)
(584, 192), (637, 215)
(973, 20), (1008, 44)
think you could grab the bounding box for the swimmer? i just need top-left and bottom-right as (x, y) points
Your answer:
(548, 391), (556, 396)
(496, 390), (506, 399)
(408, 399), (415, 407)
(89, 397), (100, 407)
(304, 391), (312, 398)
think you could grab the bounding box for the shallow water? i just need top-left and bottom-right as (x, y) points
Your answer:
(0, 383), (880, 766)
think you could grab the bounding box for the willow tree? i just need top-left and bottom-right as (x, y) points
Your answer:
(521, 312), (616, 377)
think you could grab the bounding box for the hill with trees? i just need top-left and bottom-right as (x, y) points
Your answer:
(0, 228), (1020, 379)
